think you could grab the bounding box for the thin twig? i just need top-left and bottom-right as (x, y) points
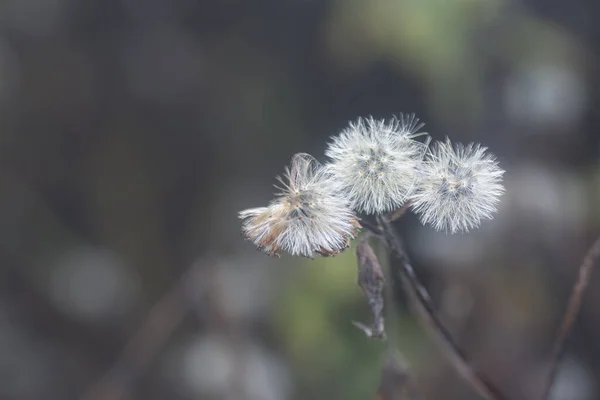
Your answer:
(361, 218), (383, 236)
(80, 259), (250, 400)
(387, 202), (412, 222)
(377, 215), (508, 400)
(540, 236), (600, 400)
(185, 263), (250, 400)
(80, 286), (187, 400)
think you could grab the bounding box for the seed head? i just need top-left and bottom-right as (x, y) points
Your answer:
(325, 114), (428, 214)
(239, 153), (361, 258)
(410, 138), (505, 233)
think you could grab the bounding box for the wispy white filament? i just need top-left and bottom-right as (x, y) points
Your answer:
(325, 115), (428, 214)
(410, 138), (505, 233)
(239, 153), (360, 258)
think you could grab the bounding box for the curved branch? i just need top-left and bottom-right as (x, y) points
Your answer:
(377, 216), (508, 400)
(540, 236), (600, 400)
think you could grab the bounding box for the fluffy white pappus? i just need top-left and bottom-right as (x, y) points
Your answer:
(410, 138), (505, 233)
(325, 115), (428, 214)
(239, 153), (361, 258)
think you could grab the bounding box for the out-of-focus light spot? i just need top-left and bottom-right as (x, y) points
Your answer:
(244, 344), (290, 400)
(504, 63), (586, 130)
(0, 304), (55, 395)
(508, 164), (587, 234)
(180, 336), (234, 396)
(412, 227), (487, 270)
(49, 246), (140, 322)
(215, 257), (275, 321)
(166, 335), (291, 400)
(549, 358), (594, 400)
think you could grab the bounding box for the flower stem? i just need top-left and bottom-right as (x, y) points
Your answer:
(377, 215), (508, 400)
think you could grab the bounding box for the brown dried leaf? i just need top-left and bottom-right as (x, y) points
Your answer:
(355, 239), (385, 339)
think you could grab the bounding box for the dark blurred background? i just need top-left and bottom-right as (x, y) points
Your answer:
(1, 0), (600, 399)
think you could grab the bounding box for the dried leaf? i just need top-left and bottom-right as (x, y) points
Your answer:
(355, 239), (385, 339)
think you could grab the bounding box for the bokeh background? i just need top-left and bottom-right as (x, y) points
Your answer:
(1, 0), (600, 399)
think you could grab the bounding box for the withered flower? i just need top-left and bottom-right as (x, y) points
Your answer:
(239, 153), (361, 258)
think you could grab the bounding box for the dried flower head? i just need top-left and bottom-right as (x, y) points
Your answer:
(239, 153), (361, 258)
(410, 138), (505, 233)
(325, 114), (428, 214)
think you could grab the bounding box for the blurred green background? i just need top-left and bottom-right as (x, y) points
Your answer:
(0, 0), (599, 399)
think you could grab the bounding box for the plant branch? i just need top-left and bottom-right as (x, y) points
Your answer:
(540, 236), (600, 400)
(377, 215), (508, 400)
(80, 285), (187, 400)
(361, 219), (383, 236)
(387, 202), (412, 222)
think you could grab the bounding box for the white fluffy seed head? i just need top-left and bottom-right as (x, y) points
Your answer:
(239, 153), (361, 258)
(410, 138), (505, 233)
(325, 114), (429, 214)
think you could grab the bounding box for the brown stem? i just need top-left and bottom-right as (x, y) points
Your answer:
(540, 236), (600, 400)
(80, 259), (253, 400)
(387, 201), (412, 222)
(377, 216), (508, 400)
(80, 286), (187, 400)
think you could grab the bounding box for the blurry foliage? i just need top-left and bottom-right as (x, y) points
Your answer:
(326, 0), (587, 125)
(327, 0), (495, 121)
(275, 246), (426, 400)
